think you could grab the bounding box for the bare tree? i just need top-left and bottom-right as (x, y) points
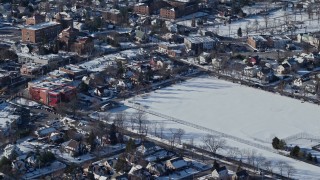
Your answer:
(255, 153), (266, 170)
(114, 112), (126, 130)
(227, 147), (240, 159)
(132, 109), (148, 140)
(263, 14), (269, 30)
(284, 164), (296, 178)
(263, 160), (274, 174)
(254, 19), (259, 32)
(151, 122), (158, 136)
(201, 134), (226, 154)
(142, 120), (150, 136)
(159, 122), (166, 139)
(308, 5), (314, 19)
(245, 22), (250, 36)
(175, 128), (185, 144)
(275, 160), (287, 176)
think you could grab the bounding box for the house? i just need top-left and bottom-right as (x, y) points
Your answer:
(62, 139), (87, 156)
(267, 35), (292, 49)
(277, 63), (291, 74)
(144, 149), (174, 162)
(165, 157), (192, 171)
(4, 144), (22, 159)
(128, 165), (152, 180)
(212, 58), (224, 70)
(293, 75), (310, 87)
(199, 52), (211, 65)
(59, 64), (87, 79)
(158, 43), (183, 58)
(20, 63), (45, 75)
(35, 127), (56, 137)
(136, 142), (161, 157)
(247, 36), (268, 49)
(12, 160), (26, 172)
(232, 170), (249, 180)
(303, 80), (318, 94)
(146, 162), (166, 176)
(297, 32), (320, 48)
(243, 66), (260, 77)
(50, 132), (64, 142)
(212, 166), (230, 180)
(135, 30), (148, 43)
(257, 67), (275, 84)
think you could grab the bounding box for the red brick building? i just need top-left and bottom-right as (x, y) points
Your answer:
(26, 14), (46, 25)
(134, 3), (151, 15)
(101, 9), (123, 24)
(159, 1), (198, 19)
(21, 22), (62, 43)
(28, 79), (76, 107)
(160, 7), (178, 19)
(70, 37), (94, 55)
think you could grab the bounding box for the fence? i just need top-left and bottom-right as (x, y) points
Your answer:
(124, 101), (278, 154)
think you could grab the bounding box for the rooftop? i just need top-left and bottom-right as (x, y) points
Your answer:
(24, 21), (61, 31)
(185, 36), (216, 44)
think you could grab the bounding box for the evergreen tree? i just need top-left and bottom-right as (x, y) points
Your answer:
(237, 27), (243, 37)
(191, 16), (195, 27)
(313, 156), (318, 163)
(272, 137), (286, 150)
(213, 160), (220, 170)
(272, 137), (280, 149)
(290, 146), (300, 157)
(109, 123), (118, 145)
(125, 138), (135, 153)
(307, 153), (313, 161)
(87, 130), (96, 151)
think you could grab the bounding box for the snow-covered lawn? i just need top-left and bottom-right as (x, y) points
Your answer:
(10, 97), (40, 107)
(23, 161), (66, 179)
(115, 76), (320, 179)
(178, 7), (320, 38)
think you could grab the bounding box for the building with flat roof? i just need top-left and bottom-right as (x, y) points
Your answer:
(28, 77), (76, 107)
(26, 14), (46, 25)
(59, 64), (87, 79)
(184, 36), (217, 55)
(101, 9), (123, 24)
(247, 35), (268, 49)
(21, 22), (62, 43)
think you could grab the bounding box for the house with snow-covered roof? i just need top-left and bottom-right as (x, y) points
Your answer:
(165, 157), (192, 171)
(212, 166), (230, 180)
(136, 142), (161, 156)
(232, 170), (249, 180)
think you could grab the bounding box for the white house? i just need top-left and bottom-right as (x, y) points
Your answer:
(243, 66), (260, 77)
(212, 166), (230, 180)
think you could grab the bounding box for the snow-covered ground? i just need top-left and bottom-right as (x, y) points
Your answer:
(111, 76), (320, 179)
(22, 161), (66, 179)
(10, 97), (40, 107)
(178, 7), (320, 38)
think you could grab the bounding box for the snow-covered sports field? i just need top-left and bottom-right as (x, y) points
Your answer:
(120, 76), (320, 179)
(131, 76), (320, 143)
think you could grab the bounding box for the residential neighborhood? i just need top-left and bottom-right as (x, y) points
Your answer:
(1, 0), (320, 179)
